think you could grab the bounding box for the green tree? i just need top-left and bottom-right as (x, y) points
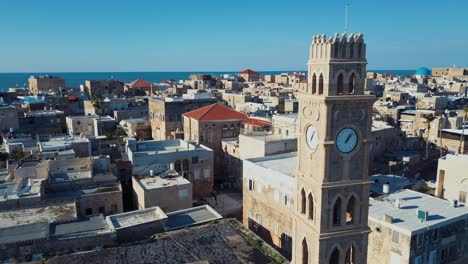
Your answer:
(9, 147), (25, 161)
(91, 93), (103, 115)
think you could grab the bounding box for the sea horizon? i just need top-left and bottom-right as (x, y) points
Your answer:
(0, 70), (414, 91)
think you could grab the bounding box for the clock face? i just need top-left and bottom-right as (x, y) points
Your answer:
(336, 128), (358, 154)
(306, 125), (319, 151)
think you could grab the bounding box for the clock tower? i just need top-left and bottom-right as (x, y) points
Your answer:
(292, 33), (375, 264)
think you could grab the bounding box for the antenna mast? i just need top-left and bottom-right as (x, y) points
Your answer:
(344, 0), (350, 34)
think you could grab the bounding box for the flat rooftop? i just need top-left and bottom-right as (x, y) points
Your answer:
(106, 206), (167, 230)
(0, 222), (48, 245)
(135, 171), (191, 190)
(249, 152), (297, 177)
(0, 203), (76, 228)
(132, 139), (203, 154)
(165, 205), (223, 231)
(369, 189), (468, 235)
(45, 219), (287, 264)
(50, 215), (111, 240)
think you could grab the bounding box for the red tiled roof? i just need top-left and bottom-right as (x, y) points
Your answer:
(183, 104), (247, 121)
(300, 79), (308, 83)
(243, 118), (271, 127)
(239, 69), (259, 75)
(129, 79), (154, 88)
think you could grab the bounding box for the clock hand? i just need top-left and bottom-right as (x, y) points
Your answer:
(310, 131), (315, 142)
(345, 134), (352, 144)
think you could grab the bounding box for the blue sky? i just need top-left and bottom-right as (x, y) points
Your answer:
(0, 0), (467, 72)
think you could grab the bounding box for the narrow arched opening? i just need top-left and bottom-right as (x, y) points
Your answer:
(302, 238), (309, 264)
(301, 189), (306, 214)
(330, 247), (340, 264)
(350, 43), (355, 58)
(334, 44), (339, 58)
(345, 245), (356, 264)
(349, 73), (356, 94)
(308, 193), (314, 220)
(337, 74), (344, 95)
(332, 197), (342, 226)
(346, 196), (356, 225)
(318, 74), (324, 95)
(312, 74), (317, 94)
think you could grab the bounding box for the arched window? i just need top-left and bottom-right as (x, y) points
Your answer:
(319, 74), (324, 95)
(346, 196), (356, 225)
(312, 74), (317, 94)
(308, 193), (314, 220)
(183, 159), (189, 171)
(334, 44), (339, 58)
(337, 74), (344, 95)
(332, 197), (342, 226)
(330, 247), (340, 264)
(349, 73), (356, 94)
(301, 189), (306, 214)
(174, 160), (181, 173)
(341, 44), (346, 58)
(350, 43), (354, 58)
(345, 245), (356, 264)
(302, 238), (309, 264)
(358, 43), (362, 58)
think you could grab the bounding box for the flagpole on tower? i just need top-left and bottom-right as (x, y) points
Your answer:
(344, 0), (350, 34)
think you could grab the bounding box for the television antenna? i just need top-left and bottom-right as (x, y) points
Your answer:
(344, 0), (350, 34)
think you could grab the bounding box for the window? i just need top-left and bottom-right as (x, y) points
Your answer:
(312, 74), (317, 94)
(256, 214), (262, 225)
(85, 208), (93, 216)
(248, 179), (255, 191)
(414, 256), (422, 264)
(204, 168), (210, 179)
(77, 121), (81, 125)
(194, 168), (200, 180)
(318, 74), (324, 95)
(248, 209), (253, 219)
(257, 182), (262, 193)
(333, 198), (342, 226)
(349, 73), (356, 94)
(182, 159), (189, 171)
(192, 156), (199, 164)
(308, 193), (314, 220)
(337, 74), (344, 95)
(417, 233), (424, 248)
(178, 189), (189, 198)
(392, 230), (400, 244)
(346, 196), (355, 225)
(284, 195), (290, 207)
(274, 190), (279, 202)
(433, 228), (439, 242)
(174, 160), (181, 173)
(459, 191), (467, 203)
(302, 238), (309, 264)
(274, 223), (279, 236)
(301, 189), (306, 214)
(99, 206), (105, 215)
(330, 247), (340, 264)
(345, 245), (355, 264)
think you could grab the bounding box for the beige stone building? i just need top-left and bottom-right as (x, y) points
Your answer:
(432, 67), (468, 78)
(435, 154), (468, 205)
(243, 153), (296, 259)
(239, 69), (260, 82)
(132, 170), (192, 213)
(183, 103), (247, 181)
(368, 189), (468, 264)
(28, 75), (66, 95)
(120, 118), (152, 140)
(148, 96), (217, 140)
(85, 80), (125, 98)
(242, 33), (375, 263)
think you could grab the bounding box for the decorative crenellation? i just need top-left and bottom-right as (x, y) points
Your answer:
(310, 32), (366, 61)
